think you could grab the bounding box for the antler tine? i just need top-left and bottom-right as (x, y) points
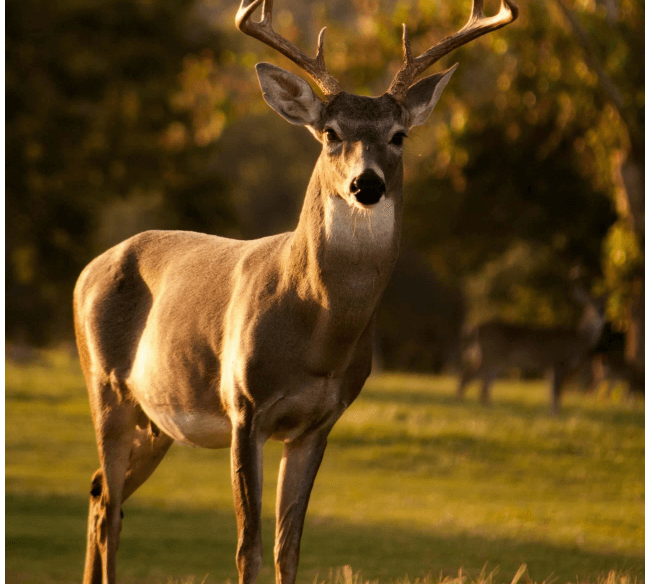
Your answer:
(236, 0), (342, 97)
(388, 0), (519, 100)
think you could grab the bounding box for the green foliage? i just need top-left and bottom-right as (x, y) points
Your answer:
(394, 0), (638, 324)
(5, 0), (237, 344)
(602, 222), (644, 327)
(5, 352), (644, 583)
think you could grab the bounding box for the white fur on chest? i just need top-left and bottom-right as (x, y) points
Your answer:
(324, 195), (395, 257)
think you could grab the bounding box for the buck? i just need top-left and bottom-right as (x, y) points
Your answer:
(73, 0), (517, 582)
(457, 289), (606, 413)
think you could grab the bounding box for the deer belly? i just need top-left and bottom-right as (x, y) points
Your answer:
(139, 401), (232, 449)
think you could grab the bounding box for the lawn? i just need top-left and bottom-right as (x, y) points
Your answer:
(5, 350), (645, 584)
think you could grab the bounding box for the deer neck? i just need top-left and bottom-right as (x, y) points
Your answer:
(285, 160), (402, 371)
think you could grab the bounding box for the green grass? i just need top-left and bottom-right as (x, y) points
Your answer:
(5, 351), (645, 584)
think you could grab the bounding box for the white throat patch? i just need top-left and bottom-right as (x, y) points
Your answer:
(324, 195), (396, 258)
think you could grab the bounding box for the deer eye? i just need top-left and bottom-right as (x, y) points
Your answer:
(389, 131), (407, 147)
(324, 128), (340, 143)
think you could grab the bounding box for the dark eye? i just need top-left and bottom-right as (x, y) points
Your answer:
(390, 131), (407, 146)
(324, 128), (340, 143)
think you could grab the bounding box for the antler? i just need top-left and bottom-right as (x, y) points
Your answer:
(387, 0), (519, 100)
(236, 0), (342, 98)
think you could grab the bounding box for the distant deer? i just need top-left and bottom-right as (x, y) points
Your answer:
(457, 289), (606, 413)
(73, 0), (517, 582)
(585, 324), (645, 398)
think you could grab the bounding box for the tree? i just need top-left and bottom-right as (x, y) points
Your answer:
(551, 0), (644, 368)
(6, 0), (236, 343)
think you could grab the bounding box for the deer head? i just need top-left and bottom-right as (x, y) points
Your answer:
(237, 0), (518, 211)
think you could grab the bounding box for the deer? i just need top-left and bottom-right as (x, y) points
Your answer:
(457, 289), (606, 413)
(73, 0), (518, 582)
(584, 323), (645, 398)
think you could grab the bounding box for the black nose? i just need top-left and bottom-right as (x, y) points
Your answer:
(350, 170), (386, 206)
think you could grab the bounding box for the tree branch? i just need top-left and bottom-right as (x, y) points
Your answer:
(552, 0), (642, 155)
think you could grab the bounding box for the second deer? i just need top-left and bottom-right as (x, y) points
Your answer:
(457, 289), (606, 413)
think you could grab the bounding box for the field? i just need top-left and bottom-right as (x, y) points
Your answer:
(5, 350), (645, 584)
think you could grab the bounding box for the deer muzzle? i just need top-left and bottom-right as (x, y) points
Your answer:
(349, 169), (386, 206)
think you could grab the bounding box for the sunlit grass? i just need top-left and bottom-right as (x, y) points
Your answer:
(5, 351), (644, 584)
(164, 565), (641, 584)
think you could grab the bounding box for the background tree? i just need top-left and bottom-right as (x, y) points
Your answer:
(551, 0), (645, 369)
(6, 0), (238, 343)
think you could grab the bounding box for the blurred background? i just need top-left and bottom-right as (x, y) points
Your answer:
(5, 0), (644, 377)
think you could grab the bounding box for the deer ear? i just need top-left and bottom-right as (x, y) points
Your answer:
(256, 62), (324, 126)
(404, 63), (458, 128)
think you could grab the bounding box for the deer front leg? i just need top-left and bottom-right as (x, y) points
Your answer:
(551, 365), (567, 415)
(231, 416), (265, 584)
(274, 431), (328, 584)
(480, 370), (496, 405)
(457, 364), (480, 399)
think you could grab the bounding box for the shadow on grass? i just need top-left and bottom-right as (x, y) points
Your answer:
(360, 385), (645, 427)
(6, 492), (644, 584)
(5, 389), (74, 404)
(326, 432), (615, 483)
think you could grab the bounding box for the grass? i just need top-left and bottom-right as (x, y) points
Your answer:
(165, 565), (642, 584)
(5, 350), (645, 584)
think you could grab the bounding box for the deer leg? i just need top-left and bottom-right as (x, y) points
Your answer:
(122, 426), (174, 503)
(83, 469), (106, 584)
(84, 387), (138, 584)
(551, 366), (566, 414)
(231, 417), (265, 584)
(589, 355), (606, 396)
(457, 365), (480, 399)
(480, 370), (496, 405)
(84, 418), (173, 584)
(274, 431), (328, 584)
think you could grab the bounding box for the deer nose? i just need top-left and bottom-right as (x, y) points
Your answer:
(350, 169), (386, 206)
